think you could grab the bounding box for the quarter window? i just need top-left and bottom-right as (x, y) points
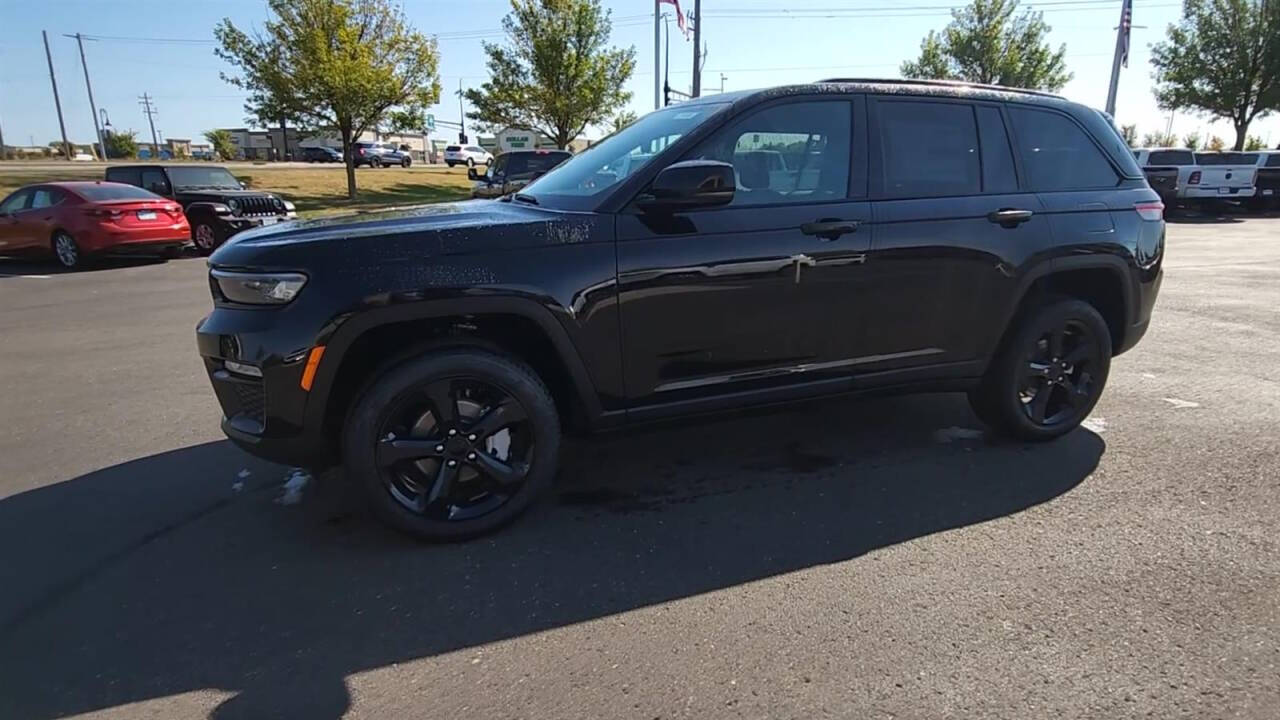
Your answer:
(685, 100), (851, 206)
(879, 101), (980, 198)
(0, 189), (31, 213)
(1008, 107), (1119, 190)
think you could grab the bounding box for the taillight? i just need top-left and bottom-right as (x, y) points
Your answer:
(1188, 171), (1201, 184)
(84, 207), (123, 220)
(1135, 201), (1164, 221)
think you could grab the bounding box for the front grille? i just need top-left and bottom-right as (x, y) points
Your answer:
(238, 195), (281, 217)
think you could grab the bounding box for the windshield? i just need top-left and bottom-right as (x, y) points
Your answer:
(167, 166), (241, 190)
(520, 102), (730, 210)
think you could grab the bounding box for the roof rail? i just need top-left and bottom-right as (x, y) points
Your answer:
(816, 77), (1062, 99)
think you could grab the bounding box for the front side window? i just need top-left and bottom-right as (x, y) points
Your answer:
(684, 100), (851, 206)
(0, 189), (31, 213)
(1009, 107), (1119, 190)
(520, 102), (730, 209)
(879, 100), (980, 198)
(165, 167), (240, 190)
(140, 169), (170, 195)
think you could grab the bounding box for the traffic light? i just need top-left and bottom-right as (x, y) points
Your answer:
(459, 132), (468, 143)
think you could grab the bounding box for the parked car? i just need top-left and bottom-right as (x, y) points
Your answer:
(105, 164), (296, 255)
(302, 146), (343, 163)
(443, 144), (493, 168)
(197, 78), (1163, 540)
(1188, 152), (1257, 204)
(1131, 148), (1189, 211)
(0, 181), (188, 269)
(1247, 150), (1280, 211)
(469, 149), (572, 199)
(352, 142), (412, 168)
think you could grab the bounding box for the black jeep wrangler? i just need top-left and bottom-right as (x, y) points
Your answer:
(105, 164), (296, 254)
(197, 79), (1163, 541)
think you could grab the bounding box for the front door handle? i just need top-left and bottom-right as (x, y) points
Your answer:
(800, 219), (860, 240)
(987, 209), (1034, 227)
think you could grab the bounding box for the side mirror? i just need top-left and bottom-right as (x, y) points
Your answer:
(239, 181), (248, 189)
(637, 160), (735, 212)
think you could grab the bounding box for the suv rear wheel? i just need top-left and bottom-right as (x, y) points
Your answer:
(970, 298), (1111, 441)
(368, 156), (383, 169)
(343, 348), (561, 540)
(400, 157), (411, 168)
(192, 222), (223, 255)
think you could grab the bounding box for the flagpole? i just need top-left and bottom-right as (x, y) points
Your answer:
(1104, 0), (1129, 116)
(654, 0), (661, 110)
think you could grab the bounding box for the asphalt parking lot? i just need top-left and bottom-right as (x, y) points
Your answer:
(1, 216), (1278, 719)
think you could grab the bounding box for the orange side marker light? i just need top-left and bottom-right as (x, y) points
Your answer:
(300, 346), (326, 391)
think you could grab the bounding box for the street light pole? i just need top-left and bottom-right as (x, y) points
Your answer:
(691, 0), (701, 97)
(653, 0), (660, 110)
(42, 30), (73, 161)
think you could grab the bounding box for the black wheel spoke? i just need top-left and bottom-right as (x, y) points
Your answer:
(376, 438), (441, 468)
(470, 451), (528, 486)
(1029, 384), (1052, 423)
(1025, 361), (1052, 380)
(423, 380), (458, 427)
(469, 398), (527, 439)
(426, 460), (459, 505)
(1063, 345), (1090, 366)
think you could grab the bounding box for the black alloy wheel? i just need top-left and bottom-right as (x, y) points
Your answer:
(345, 349), (560, 540)
(192, 222), (222, 255)
(369, 156), (383, 168)
(466, 157), (475, 168)
(400, 157), (411, 168)
(970, 298), (1111, 441)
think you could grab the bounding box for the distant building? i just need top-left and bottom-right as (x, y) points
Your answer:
(216, 127), (301, 161)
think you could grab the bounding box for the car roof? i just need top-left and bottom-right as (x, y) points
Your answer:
(676, 77), (1077, 111)
(499, 149), (571, 156)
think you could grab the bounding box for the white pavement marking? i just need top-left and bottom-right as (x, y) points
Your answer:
(1081, 417), (1107, 433)
(1163, 397), (1201, 409)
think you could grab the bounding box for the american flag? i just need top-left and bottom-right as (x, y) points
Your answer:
(659, 0), (690, 39)
(1120, 0), (1133, 68)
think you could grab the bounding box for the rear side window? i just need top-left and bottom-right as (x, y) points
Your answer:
(105, 167), (142, 187)
(77, 184), (162, 201)
(29, 188), (64, 209)
(1267, 154), (1280, 168)
(976, 106), (1017, 193)
(879, 100), (980, 198)
(1008, 107), (1119, 190)
(1148, 150), (1193, 165)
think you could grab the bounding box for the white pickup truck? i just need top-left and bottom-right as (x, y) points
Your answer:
(1189, 152), (1259, 201)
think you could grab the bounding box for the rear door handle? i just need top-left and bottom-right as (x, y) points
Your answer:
(987, 209), (1034, 227)
(800, 219), (860, 240)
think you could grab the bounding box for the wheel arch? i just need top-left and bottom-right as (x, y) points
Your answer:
(305, 297), (606, 448)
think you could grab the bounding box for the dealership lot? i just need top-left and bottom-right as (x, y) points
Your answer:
(1, 217), (1278, 718)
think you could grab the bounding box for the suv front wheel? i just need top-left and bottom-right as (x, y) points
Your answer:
(343, 348), (561, 540)
(970, 298), (1111, 441)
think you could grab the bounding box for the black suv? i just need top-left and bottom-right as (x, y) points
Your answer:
(469, 149), (572, 199)
(105, 164), (296, 254)
(198, 79), (1164, 540)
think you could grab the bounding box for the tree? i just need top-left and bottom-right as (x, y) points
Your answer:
(609, 110), (638, 134)
(1119, 124), (1138, 146)
(204, 129), (236, 160)
(386, 108), (427, 134)
(1208, 135), (1227, 151)
(1151, 0), (1280, 151)
(1244, 135), (1267, 150)
(104, 129), (138, 159)
(900, 0), (1071, 91)
(1142, 131), (1177, 147)
(216, 0), (441, 199)
(464, 0), (636, 149)
(1183, 132), (1202, 150)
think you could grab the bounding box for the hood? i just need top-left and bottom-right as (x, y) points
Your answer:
(209, 199), (601, 268)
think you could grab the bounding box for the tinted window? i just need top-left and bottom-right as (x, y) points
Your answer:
(77, 184), (162, 201)
(105, 167), (142, 187)
(140, 169), (170, 195)
(489, 154), (509, 175)
(879, 100), (980, 198)
(1148, 150), (1194, 165)
(976, 106), (1017, 193)
(166, 167), (240, 189)
(523, 152), (570, 176)
(0, 189), (31, 213)
(686, 100), (851, 206)
(445, 145), (460, 152)
(1008, 107), (1119, 190)
(29, 188), (63, 209)
(1195, 153), (1256, 165)
(1267, 154), (1280, 168)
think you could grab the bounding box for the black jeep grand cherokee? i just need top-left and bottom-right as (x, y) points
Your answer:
(198, 79), (1164, 540)
(106, 164), (296, 254)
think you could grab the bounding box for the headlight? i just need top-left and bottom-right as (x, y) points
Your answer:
(282, 199), (296, 212)
(211, 270), (307, 305)
(227, 198), (242, 215)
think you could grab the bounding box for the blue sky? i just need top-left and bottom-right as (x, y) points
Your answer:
(1, 0), (1277, 149)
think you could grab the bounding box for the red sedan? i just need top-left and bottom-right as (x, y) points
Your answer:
(0, 181), (189, 269)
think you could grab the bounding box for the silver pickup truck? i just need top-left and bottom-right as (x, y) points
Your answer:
(1133, 149), (1258, 208)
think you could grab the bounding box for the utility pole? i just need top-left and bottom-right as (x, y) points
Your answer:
(456, 78), (467, 143)
(66, 33), (108, 162)
(690, 0), (702, 97)
(1104, 0), (1132, 117)
(43, 30), (73, 161)
(139, 93), (160, 158)
(719, 73), (727, 94)
(653, 0), (661, 110)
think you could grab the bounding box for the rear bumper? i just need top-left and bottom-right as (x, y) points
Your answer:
(1181, 186), (1256, 199)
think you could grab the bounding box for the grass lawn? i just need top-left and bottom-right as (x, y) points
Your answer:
(0, 164), (473, 216)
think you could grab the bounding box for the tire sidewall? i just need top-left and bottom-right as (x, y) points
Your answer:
(52, 231), (81, 269)
(984, 299), (1112, 441)
(343, 349), (561, 541)
(192, 222), (221, 255)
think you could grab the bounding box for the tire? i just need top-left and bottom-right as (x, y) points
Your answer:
(467, 158), (475, 168)
(192, 221), (224, 255)
(51, 231), (84, 269)
(969, 298), (1111, 442)
(369, 157), (383, 169)
(343, 348), (561, 541)
(445, 161), (456, 168)
(401, 157), (411, 168)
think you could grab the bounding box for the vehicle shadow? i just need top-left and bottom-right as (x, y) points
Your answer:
(0, 254), (197, 278)
(0, 393), (1104, 719)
